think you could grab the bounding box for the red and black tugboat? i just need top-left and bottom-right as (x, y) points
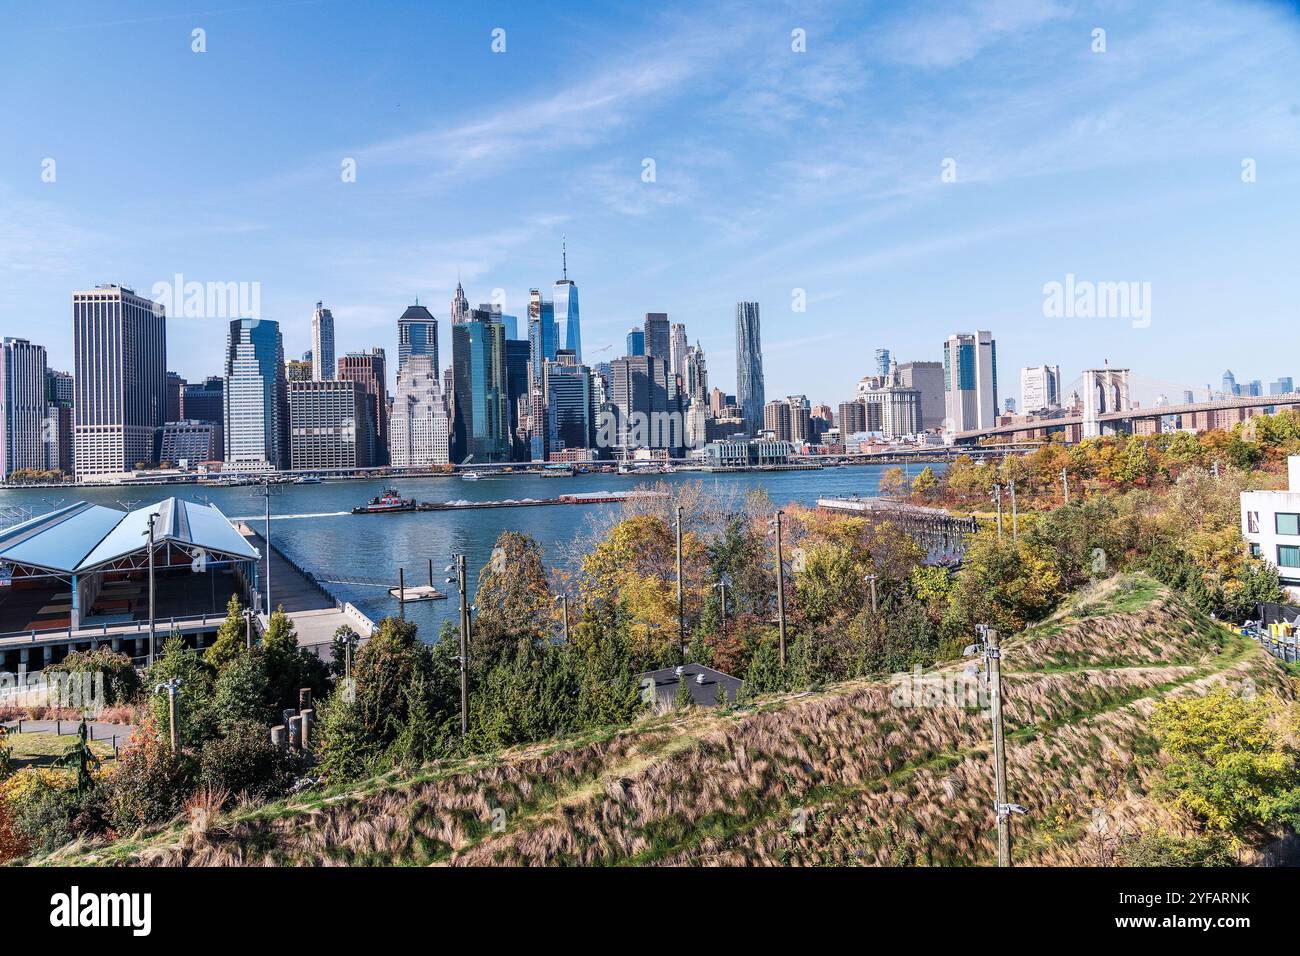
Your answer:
(352, 488), (417, 514)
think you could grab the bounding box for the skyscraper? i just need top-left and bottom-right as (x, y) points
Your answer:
(451, 309), (510, 463)
(735, 301), (765, 436)
(942, 331), (997, 433)
(670, 323), (688, 378)
(504, 338), (531, 460)
(338, 349), (389, 466)
(1020, 364), (1061, 413)
(684, 343), (708, 406)
(166, 371), (186, 422)
(390, 356), (449, 467)
(288, 379), (368, 469)
(224, 318), (288, 470)
(451, 281), (470, 325)
(644, 312), (670, 362)
(73, 284), (167, 477)
(528, 290), (558, 460)
(398, 302), (438, 374)
(1270, 377), (1295, 395)
(1221, 370), (1238, 397)
(626, 327), (645, 357)
(545, 359), (596, 456)
(311, 302), (335, 381)
(896, 360), (944, 432)
(182, 376), (225, 461)
(45, 368), (74, 474)
(607, 355), (675, 453)
(1, 337), (47, 481)
(875, 349), (891, 377)
(554, 241), (581, 363)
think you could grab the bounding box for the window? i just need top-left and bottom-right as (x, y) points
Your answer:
(1250, 543), (1262, 558)
(1277, 513), (1300, 536)
(1247, 511), (1260, 533)
(1279, 545), (1300, 569)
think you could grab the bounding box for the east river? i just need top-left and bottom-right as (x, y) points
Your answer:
(0, 463), (943, 641)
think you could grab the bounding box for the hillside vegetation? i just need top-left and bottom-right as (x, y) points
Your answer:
(31, 573), (1293, 867)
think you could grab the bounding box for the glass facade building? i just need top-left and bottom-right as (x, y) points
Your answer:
(224, 318), (288, 470)
(734, 301), (765, 437)
(452, 310), (510, 463)
(397, 303), (438, 375)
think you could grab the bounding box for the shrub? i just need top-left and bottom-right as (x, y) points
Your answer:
(198, 722), (298, 801)
(145, 636), (216, 746)
(45, 646), (141, 707)
(211, 649), (273, 732)
(107, 718), (195, 833)
(1115, 830), (1238, 867)
(315, 692), (378, 784)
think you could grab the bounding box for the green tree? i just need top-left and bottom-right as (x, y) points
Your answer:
(144, 635), (215, 746)
(472, 531), (554, 669)
(203, 593), (248, 672)
(211, 649), (273, 733)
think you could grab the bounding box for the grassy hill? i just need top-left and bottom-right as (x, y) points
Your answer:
(32, 573), (1293, 867)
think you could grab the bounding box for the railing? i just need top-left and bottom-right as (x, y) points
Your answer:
(0, 611), (218, 645)
(1242, 625), (1299, 665)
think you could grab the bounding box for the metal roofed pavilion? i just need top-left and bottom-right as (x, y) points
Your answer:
(0, 498), (260, 574)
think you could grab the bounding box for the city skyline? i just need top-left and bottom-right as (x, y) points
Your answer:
(3, 1), (1298, 405)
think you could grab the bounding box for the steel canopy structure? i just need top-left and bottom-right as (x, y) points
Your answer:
(0, 498), (259, 630)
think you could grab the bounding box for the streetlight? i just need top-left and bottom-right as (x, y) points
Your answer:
(154, 677), (183, 751)
(863, 573), (878, 614)
(142, 512), (158, 666)
(714, 573), (731, 642)
(766, 510), (787, 666)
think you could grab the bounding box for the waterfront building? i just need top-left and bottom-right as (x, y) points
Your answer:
(527, 290), (558, 460)
(1020, 364), (1061, 413)
(44, 371), (74, 474)
(289, 379), (367, 469)
(311, 302), (335, 381)
(451, 309), (510, 463)
(224, 318), (288, 471)
(702, 439), (794, 468)
(397, 302), (438, 374)
(735, 301), (765, 437)
(181, 377), (225, 461)
(159, 420), (219, 465)
(763, 399), (792, 443)
(545, 358), (596, 455)
(606, 355), (676, 454)
(1, 337), (47, 481)
(338, 348), (389, 466)
(73, 284), (167, 477)
(838, 400), (867, 436)
(390, 356), (449, 468)
(943, 331), (998, 434)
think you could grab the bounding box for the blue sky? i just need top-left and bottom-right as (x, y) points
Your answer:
(2, 0), (1299, 406)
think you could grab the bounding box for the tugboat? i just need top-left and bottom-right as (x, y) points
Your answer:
(352, 488), (417, 514)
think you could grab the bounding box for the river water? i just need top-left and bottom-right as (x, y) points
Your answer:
(0, 463), (940, 641)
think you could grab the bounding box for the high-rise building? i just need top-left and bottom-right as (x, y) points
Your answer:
(1221, 370), (1238, 397)
(860, 363), (922, 439)
(607, 355), (675, 453)
(735, 301), (765, 436)
(709, 386), (727, 418)
(159, 420), (219, 464)
(669, 323), (688, 378)
(763, 400), (793, 443)
(942, 331), (997, 434)
(311, 302), (335, 381)
(451, 309), (510, 463)
(166, 371), (186, 422)
(289, 380), (368, 469)
(554, 242), (581, 363)
(1270, 377), (1295, 395)
(1, 337), (47, 480)
(786, 395), (811, 443)
(398, 302), (438, 374)
(626, 327), (645, 357)
(504, 338), (531, 461)
(73, 284), (167, 477)
(390, 356), (449, 467)
(338, 349), (389, 466)
(451, 281), (470, 325)
(644, 313), (670, 363)
(181, 377), (225, 461)
(875, 349), (891, 377)
(224, 318), (288, 471)
(838, 400), (867, 436)
(896, 360), (944, 432)
(527, 290), (558, 460)
(684, 344), (708, 406)
(1245, 380), (1263, 397)
(1020, 364), (1061, 413)
(545, 359), (596, 456)
(45, 368), (74, 474)
(285, 359), (312, 382)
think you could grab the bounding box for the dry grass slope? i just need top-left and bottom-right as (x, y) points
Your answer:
(29, 573), (1292, 867)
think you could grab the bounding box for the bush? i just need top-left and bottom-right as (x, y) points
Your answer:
(144, 636), (216, 745)
(315, 692), (378, 783)
(211, 650), (273, 732)
(1115, 830), (1238, 867)
(45, 646), (141, 707)
(198, 722), (299, 801)
(107, 718), (195, 833)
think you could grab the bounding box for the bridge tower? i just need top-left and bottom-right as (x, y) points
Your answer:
(1081, 367), (1131, 438)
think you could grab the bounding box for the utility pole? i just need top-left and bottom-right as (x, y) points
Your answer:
(456, 554), (469, 738)
(144, 512), (157, 666)
(774, 510), (787, 666)
(969, 625), (1022, 866)
(864, 573), (878, 614)
(1061, 467), (1069, 505)
(675, 505), (685, 660)
(993, 484), (1003, 539)
(1009, 479), (1018, 543)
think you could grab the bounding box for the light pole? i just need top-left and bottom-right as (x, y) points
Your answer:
(864, 573), (878, 614)
(675, 505), (685, 661)
(154, 677), (183, 751)
(243, 607), (253, 649)
(964, 625), (1025, 866)
(993, 484), (1003, 540)
(769, 510), (788, 667)
(714, 573), (731, 642)
(143, 512), (158, 666)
